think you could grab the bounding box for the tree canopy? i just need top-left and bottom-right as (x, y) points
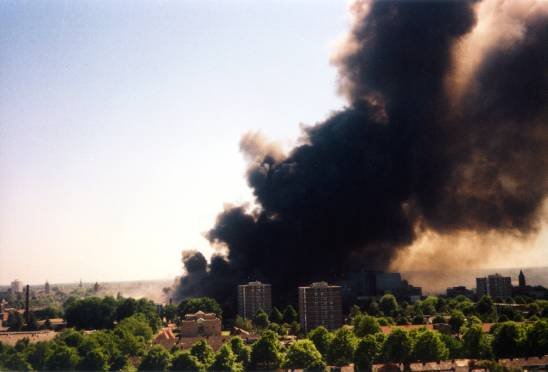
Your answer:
(327, 327), (357, 366)
(250, 330), (283, 370)
(177, 297), (222, 318)
(282, 339), (325, 370)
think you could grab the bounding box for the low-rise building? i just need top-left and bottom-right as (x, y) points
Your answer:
(180, 311), (221, 337)
(446, 286), (474, 298)
(342, 271), (422, 303)
(1, 310), (9, 326)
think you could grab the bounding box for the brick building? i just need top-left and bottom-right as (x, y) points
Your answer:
(180, 311), (221, 337)
(298, 282), (342, 333)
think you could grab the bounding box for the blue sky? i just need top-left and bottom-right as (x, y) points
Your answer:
(0, 0), (348, 284)
(3, 1), (546, 286)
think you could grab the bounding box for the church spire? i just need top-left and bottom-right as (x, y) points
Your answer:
(518, 269), (526, 288)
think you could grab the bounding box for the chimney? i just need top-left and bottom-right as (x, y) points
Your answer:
(25, 284), (30, 324)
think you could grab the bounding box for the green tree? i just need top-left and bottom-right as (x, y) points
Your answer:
(527, 302), (540, 318)
(327, 327), (357, 366)
(177, 297), (222, 318)
(412, 314), (425, 325)
(3, 352), (32, 371)
(436, 297), (448, 313)
(283, 305), (298, 323)
(279, 322), (291, 336)
(290, 321), (301, 336)
(354, 335), (380, 372)
(64, 297), (117, 329)
(492, 321), (526, 358)
(526, 320), (548, 357)
(254, 309), (270, 329)
(79, 348), (109, 371)
(350, 305), (362, 321)
(77, 337), (101, 359)
(7, 311), (24, 331)
(35, 306), (62, 320)
(163, 304), (177, 324)
(113, 327), (146, 356)
(170, 351), (203, 371)
(139, 345), (171, 371)
(449, 310), (465, 333)
(14, 337), (30, 352)
(270, 307), (283, 324)
(476, 296), (495, 316)
(467, 315), (482, 327)
(282, 339), (325, 370)
(308, 326), (333, 358)
(267, 322), (280, 334)
(57, 328), (85, 348)
(379, 294), (398, 316)
(27, 341), (53, 370)
(210, 343), (242, 372)
(109, 351), (129, 371)
(116, 313), (154, 341)
(368, 301), (380, 316)
(45, 344), (80, 370)
(412, 330), (449, 362)
(420, 296), (438, 315)
(440, 334), (464, 359)
(234, 315), (253, 331)
(354, 315), (381, 337)
(432, 315), (446, 324)
(85, 330), (122, 363)
(250, 330), (283, 370)
(381, 329), (413, 365)
(190, 339), (215, 366)
(230, 336), (251, 368)
(116, 298), (138, 321)
(134, 298), (162, 332)
(498, 305), (520, 322)
(462, 324), (493, 359)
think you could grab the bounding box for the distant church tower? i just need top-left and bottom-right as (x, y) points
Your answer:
(519, 269), (526, 288)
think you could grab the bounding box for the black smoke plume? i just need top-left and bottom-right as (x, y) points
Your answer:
(175, 0), (548, 311)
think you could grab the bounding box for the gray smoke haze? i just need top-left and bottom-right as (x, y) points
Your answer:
(175, 0), (548, 309)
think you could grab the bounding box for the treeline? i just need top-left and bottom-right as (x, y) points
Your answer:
(0, 314), (156, 371)
(5, 296), (161, 333)
(4, 319), (545, 371)
(326, 317), (548, 370)
(2, 294), (547, 371)
(351, 294), (548, 326)
(64, 297), (161, 332)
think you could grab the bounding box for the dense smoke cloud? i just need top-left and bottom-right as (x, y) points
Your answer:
(175, 0), (548, 309)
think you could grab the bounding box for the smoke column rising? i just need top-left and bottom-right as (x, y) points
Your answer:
(175, 0), (548, 310)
